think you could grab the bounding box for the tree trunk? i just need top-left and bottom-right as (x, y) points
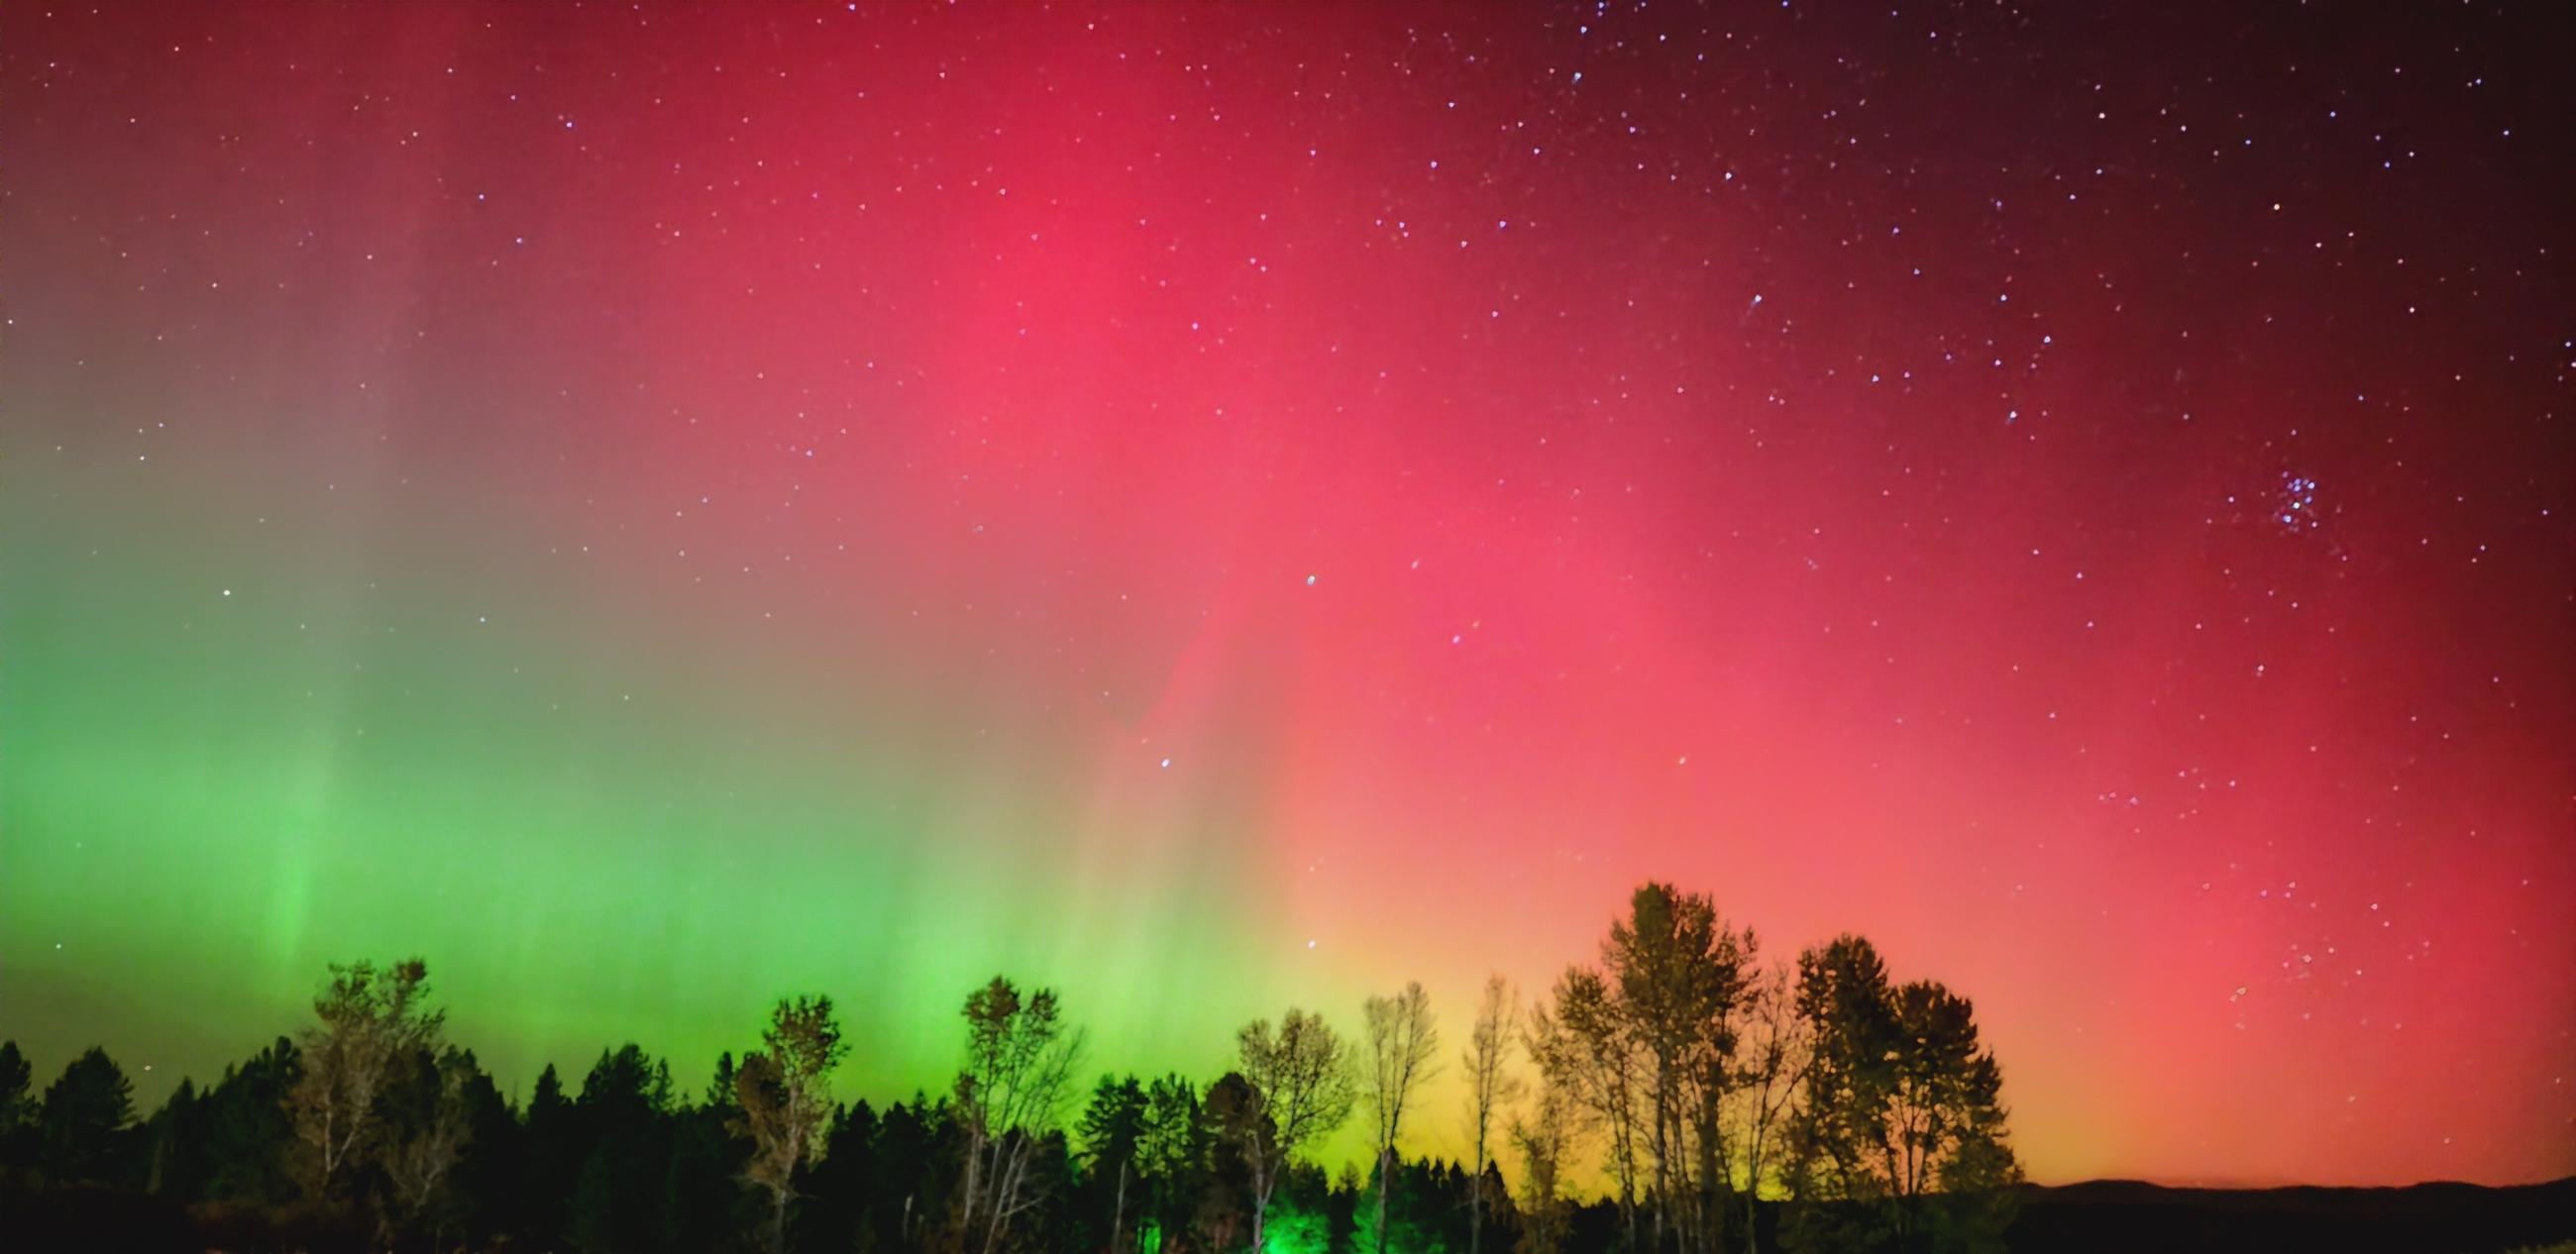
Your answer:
(1374, 1145), (1393, 1254)
(1250, 1168), (1272, 1254)
(1468, 1161), (1483, 1254)
(1743, 1128), (1763, 1254)
(1699, 1095), (1725, 1254)
(985, 1137), (1029, 1254)
(959, 1136), (982, 1239)
(1110, 1160), (1128, 1254)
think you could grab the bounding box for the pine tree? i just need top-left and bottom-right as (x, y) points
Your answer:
(41, 1046), (137, 1185)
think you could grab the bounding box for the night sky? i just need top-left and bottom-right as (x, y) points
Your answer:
(5, 1), (2571, 1190)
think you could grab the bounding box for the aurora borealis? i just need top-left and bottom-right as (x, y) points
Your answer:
(4, 0), (2571, 1194)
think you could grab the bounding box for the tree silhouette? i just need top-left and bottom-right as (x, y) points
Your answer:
(1602, 882), (1756, 1253)
(1361, 981), (1441, 1254)
(0, 884), (2042, 1254)
(565, 1043), (676, 1254)
(1079, 1074), (1150, 1253)
(1511, 1058), (1584, 1254)
(195, 1036), (299, 1205)
(1532, 967), (1647, 1243)
(1234, 1007), (1356, 1253)
(1197, 1073), (1264, 1250)
(377, 1046), (479, 1245)
(40, 1045), (135, 1185)
(734, 994), (846, 1254)
(0, 1040), (32, 1126)
(0, 1039), (36, 1179)
(1136, 1073), (1212, 1252)
(1733, 963), (1811, 1254)
(1784, 934), (2018, 1254)
(520, 1062), (577, 1243)
(668, 1053), (756, 1252)
(285, 957), (443, 1199)
(1464, 975), (1526, 1254)
(954, 975), (1084, 1253)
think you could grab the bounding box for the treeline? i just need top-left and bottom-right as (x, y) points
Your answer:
(0, 883), (2019, 1254)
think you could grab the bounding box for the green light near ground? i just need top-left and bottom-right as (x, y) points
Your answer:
(1260, 1203), (1334, 1254)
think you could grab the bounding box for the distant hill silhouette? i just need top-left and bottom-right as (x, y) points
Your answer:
(2006, 1177), (2576, 1254)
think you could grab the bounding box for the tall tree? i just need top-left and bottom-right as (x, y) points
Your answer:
(521, 1063), (578, 1243)
(379, 1046), (480, 1246)
(144, 1077), (206, 1198)
(954, 976), (1084, 1254)
(667, 1056), (755, 1253)
(1509, 1063), (1583, 1254)
(1136, 1074), (1211, 1253)
(1731, 963), (1810, 1254)
(444, 1054), (522, 1252)
(1531, 969), (1645, 1245)
(1783, 932), (1896, 1254)
(0, 1040), (35, 1178)
(0, 1041), (32, 1128)
(1196, 1074), (1265, 1251)
(567, 1044), (678, 1254)
(1079, 1075), (1151, 1253)
(285, 957), (444, 1198)
(1604, 882), (1755, 1253)
(1784, 935), (2017, 1254)
(1234, 1007), (1355, 1254)
(733, 994), (846, 1254)
(40, 1045), (136, 1185)
(1361, 981), (1440, 1254)
(872, 1094), (965, 1251)
(1462, 975), (1524, 1254)
(196, 1037), (300, 1205)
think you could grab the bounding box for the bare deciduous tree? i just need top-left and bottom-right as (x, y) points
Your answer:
(734, 994), (847, 1254)
(1510, 1061), (1586, 1254)
(1234, 1007), (1355, 1254)
(1462, 975), (1523, 1254)
(1603, 883), (1755, 1254)
(954, 976), (1084, 1254)
(286, 958), (443, 1199)
(380, 1048), (476, 1246)
(1361, 981), (1440, 1254)
(1731, 963), (1809, 1254)
(1530, 969), (1647, 1246)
